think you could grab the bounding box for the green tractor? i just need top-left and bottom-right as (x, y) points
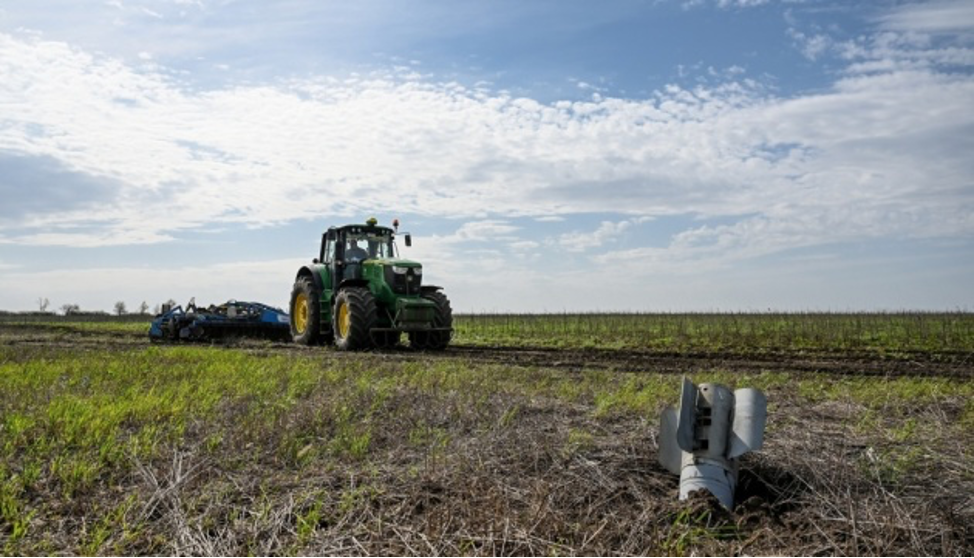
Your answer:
(289, 218), (452, 351)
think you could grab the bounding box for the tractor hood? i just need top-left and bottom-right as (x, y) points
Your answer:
(364, 258), (424, 295)
(364, 258), (422, 268)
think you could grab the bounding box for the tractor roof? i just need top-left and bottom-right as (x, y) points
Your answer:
(330, 218), (396, 235)
(331, 224), (394, 234)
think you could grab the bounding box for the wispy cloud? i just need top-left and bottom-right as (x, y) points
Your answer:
(716, 0), (770, 8)
(878, 0), (974, 34)
(1, 9), (973, 274)
(558, 217), (651, 252)
(787, 28), (833, 61)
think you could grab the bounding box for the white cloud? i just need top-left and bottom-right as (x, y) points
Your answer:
(509, 240), (539, 251)
(445, 220), (520, 242)
(784, 1), (974, 75)
(879, 0), (974, 34)
(558, 217), (651, 252)
(832, 30), (974, 74)
(788, 28), (832, 61)
(1, 19), (973, 279)
(717, 0), (770, 8)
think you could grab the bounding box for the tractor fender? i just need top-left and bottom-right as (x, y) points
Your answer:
(421, 285), (444, 294)
(333, 278), (371, 307)
(295, 264), (326, 293)
(337, 278), (369, 292)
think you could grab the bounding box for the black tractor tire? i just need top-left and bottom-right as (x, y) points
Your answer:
(409, 291), (453, 351)
(333, 287), (377, 351)
(290, 277), (329, 345)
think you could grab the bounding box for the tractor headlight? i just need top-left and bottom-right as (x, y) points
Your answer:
(413, 267), (422, 276)
(392, 265), (409, 274)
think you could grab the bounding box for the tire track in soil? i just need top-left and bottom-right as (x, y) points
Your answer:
(417, 345), (974, 379)
(4, 323), (972, 379)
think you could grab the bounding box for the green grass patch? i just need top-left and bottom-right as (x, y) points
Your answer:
(1, 317), (972, 555)
(453, 312), (974, 354)
(798, 375), (974, 407)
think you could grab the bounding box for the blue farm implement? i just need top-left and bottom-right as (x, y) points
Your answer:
(149, 299), (291, 342)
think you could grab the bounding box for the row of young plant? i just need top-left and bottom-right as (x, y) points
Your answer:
(451, 311), (974, 352)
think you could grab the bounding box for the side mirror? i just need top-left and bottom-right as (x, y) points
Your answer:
(405, 234), (412, 247)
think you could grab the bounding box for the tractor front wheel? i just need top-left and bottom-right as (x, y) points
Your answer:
(333, 287), (377, 351)
(409, 290), (453, 351)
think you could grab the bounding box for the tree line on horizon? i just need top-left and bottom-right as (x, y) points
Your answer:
(0, 298), (180, 317)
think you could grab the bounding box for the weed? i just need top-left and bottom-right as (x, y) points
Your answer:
(295, 497), (325, 545)
(563, 428), (595, 457)
(660, 505), (740, 555)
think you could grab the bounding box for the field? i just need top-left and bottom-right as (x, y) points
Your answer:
(1, 313), (973, 555)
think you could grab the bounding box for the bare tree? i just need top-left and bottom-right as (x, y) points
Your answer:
(114, 301), (127, 316)
(139, 301), (149, 315)
(37, 297), (50, 312)
(61, 303), (80, 316)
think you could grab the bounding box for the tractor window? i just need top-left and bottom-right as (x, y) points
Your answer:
(323, 238), (335, 263)
(369, 236), (396, 259)
(346, 231), (395, 260)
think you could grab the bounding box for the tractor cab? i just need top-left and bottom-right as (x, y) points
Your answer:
(318, 222), (402, 282)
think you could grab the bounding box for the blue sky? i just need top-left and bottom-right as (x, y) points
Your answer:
(1, 0), (973, 312)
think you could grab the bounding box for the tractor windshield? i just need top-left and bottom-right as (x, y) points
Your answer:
(345, 230), (396, 260)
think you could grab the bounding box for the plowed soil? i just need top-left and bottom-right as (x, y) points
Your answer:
(6, 322), (970, 379)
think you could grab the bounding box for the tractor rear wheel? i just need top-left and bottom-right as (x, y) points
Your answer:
(290, 277), (329, 345)
(409, 290), (452, 351)
(333, 287), (377, 351)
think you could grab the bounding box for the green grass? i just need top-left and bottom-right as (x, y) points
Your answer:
(1, 347), (321, 503)
(1, 314), (972, 554)
(798, 374), (974, 407)
(661, 506), (742, 555)
(7, 311), (974, 354)
(453, 311), (974, 353)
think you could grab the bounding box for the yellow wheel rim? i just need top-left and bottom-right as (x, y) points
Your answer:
(338, 301), (351, 339)
(294, 293), (308, 334)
